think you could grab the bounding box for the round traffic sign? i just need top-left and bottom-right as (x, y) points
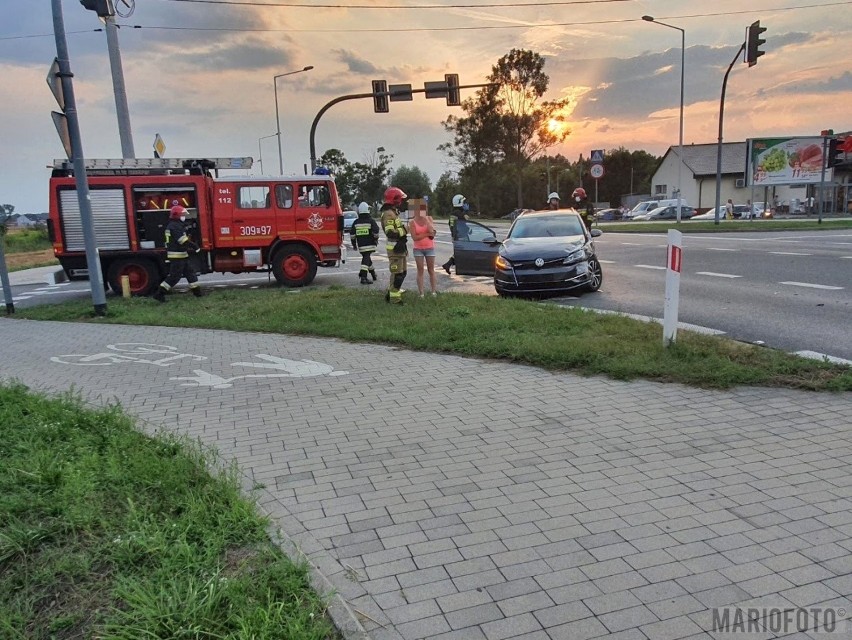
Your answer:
(590, 163), (605, 179)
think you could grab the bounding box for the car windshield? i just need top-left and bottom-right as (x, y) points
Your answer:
(510, 215), (584, 239)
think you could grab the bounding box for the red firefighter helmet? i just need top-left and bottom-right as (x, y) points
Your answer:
(383, 186), (407, 206)
(572, 187), (587, 201)
(169, 205), (187, 220)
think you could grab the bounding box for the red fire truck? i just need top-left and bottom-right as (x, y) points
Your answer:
(47, 157), (346, 295)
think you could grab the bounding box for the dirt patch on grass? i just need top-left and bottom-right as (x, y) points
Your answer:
(6, 249), (58, 271)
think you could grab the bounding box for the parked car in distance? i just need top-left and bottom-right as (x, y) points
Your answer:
(451, 211), (603, 297)
(626, 200), (661, 219)
(342, 210), (358, 227)
(594, 208), (623, 221)
(631, 205), (696, 221)
(503, 208), (534, 221)
(752, 202), (774, 218)
(690, 207), (726, 221)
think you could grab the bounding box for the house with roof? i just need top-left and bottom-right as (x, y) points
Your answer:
(652, 142), (811, 213)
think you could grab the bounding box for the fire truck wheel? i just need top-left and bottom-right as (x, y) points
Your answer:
(107, 259), (158, 296)
(271, 245), (317, 287)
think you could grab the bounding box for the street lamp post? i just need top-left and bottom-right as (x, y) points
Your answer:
(643, 15), (685, 223)
(257, 133), (277, 175)
(274, 65), (314, 175)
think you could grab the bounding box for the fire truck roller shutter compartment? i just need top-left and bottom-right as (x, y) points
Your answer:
(58, 188), (130, 251)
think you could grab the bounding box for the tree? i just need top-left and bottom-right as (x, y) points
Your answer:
(442, 49), (569, 209)
(580, 148), (659, 207)
(350, 148), (393, 207)
(390, 165), (431, 199)
(0, 204), (13, 235)
(431, 172), (461, 217)
(318, 149), (357, 206)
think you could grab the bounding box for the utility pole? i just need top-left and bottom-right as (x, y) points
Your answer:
(52, 0), (107, 315)
(104, 15), (134, 158)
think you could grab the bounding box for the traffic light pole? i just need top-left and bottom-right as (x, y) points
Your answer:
(309, 83), (496, 171)
(817, 136), (828, 224)
(713, 42), (745, 226)
(51, 0), (107, 316)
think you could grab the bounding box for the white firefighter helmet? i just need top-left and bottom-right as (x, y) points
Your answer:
(452, 194), (466, 208)
(357, 202), (370, 214)
(548, 192), (560, 201)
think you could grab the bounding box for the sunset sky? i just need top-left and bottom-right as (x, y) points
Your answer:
(2, 0), (850, 212)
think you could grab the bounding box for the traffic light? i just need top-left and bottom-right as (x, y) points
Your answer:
(827, 137), (851, 168)
(745, 20), (767, 67)
(80, 0), (115, 17)
(372, 80), (389, 113)
(445, 73), (461, 107)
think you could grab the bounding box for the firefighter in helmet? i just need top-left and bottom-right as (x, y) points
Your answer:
(547, 192), (561, 210)
(442, 193), (468, 275)
(152, 205), (203, 302)
(350, 201), (379, 285)
(380, 187), (408, 304)
(572, 187), (595, 230)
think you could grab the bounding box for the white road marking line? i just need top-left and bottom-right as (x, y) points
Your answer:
(598, 259), (616, 264)
(780, 281), (844, 290)
(635, 264), (666, 270)
(696, 272), (743, 278)
(621, 242), (643, 245)
(794, 351), (852, 366)
(707, 247), (737, 251)
(842, 256), (852, 259)
(769, 251), (811, 256)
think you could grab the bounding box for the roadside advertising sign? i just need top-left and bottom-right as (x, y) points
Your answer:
(748, 136), (833, 186)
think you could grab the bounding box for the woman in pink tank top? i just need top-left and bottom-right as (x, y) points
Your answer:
(408, 205), (438, 297)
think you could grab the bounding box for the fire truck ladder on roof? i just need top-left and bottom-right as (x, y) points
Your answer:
(51, 157), (253, 172)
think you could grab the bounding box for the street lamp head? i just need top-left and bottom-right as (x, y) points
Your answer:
(642, 15), (655, 22)
(303, 65), (314, 71)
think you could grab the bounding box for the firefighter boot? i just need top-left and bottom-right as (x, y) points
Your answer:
(152, 287), (167, 303)
(360, 276), (370, 285)
(192, 287), (204, 297)
(369, 268), (378, 282)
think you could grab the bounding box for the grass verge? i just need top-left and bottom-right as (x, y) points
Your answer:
(14, 286), (851, 391)
(597, 219), (852, 234)
(2, 228), (53, 253)
(0, 382), (340, 640)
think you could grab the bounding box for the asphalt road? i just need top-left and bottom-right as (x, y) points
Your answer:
(570, 228), (852, 362)
(6, 225), (851, 362)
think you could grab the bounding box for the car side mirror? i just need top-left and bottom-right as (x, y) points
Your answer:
(590, 229), (602, 237)
(483, 236), (500, 246)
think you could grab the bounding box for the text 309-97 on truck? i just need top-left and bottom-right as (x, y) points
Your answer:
(48, 157), (346, 295)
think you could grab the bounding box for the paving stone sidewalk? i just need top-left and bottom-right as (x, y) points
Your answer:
(1, 318), (851, 640)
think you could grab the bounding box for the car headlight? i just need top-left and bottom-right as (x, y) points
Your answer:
(495, 255), (512, 269)
(563, 248), (585, 265)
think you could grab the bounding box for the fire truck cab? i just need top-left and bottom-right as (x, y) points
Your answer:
(48, 157), (346, 295)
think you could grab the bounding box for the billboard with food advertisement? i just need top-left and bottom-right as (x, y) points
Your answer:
(747, 137), (833, 186)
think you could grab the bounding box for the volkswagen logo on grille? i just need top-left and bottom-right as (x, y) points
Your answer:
(534, 257), (545, 267)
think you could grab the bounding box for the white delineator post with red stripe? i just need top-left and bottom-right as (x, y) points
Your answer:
(663, 229), (683, 346)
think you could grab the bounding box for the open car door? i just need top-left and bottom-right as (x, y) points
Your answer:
(453, 220), (500, 276)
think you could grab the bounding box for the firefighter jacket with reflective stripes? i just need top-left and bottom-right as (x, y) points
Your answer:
(164, 219), (196, 259)
(380, 207), (408, 254)
(350, 214), (380, 252)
